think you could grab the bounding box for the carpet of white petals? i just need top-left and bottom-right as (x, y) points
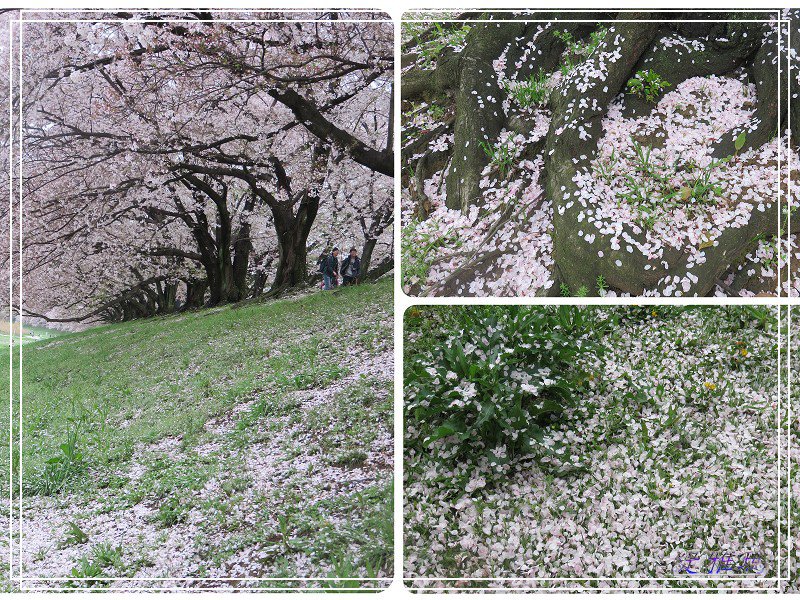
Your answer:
(403, 74), (796, 297)
(405, 308), (788, 589)
(788, 310), (800, 589)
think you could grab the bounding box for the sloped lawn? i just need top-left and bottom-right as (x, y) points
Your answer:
(0, 278), (393, 590)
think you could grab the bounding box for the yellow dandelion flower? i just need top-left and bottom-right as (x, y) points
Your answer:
(703, 382), (717, 391)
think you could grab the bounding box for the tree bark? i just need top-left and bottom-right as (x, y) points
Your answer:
(445, 21), (527, 210)
(547, 17), (660, 292)
(268, 88), (393, 177)
(270, 191), (319, 290)
(231, 221), (252, 301)
(182, 279), (207, 310)
(360, 238), (377, 279)
(791, 13), (800, 148)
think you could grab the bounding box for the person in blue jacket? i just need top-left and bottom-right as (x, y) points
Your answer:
(322, 247), (340, 290)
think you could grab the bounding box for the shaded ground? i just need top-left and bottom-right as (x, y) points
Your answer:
(401, 13), (797, 298)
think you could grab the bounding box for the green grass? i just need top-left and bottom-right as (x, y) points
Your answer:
(0, 278), (393, 586)
(0, 323), (65, 347)
(1, 279), (390, 490)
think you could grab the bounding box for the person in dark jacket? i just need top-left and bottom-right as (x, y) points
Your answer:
(323, 247), (340, 290)
(340, 247), (361, 286)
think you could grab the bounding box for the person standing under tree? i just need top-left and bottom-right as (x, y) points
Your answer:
(340, 247), (361, 286)
(323, 247), (340, 290)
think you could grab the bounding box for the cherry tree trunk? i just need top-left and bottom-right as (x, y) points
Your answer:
(273, 230), (310, 290)
(360, 238), (377, 280)
(270, 194), (319, 291)
(182, 279), (208, 310)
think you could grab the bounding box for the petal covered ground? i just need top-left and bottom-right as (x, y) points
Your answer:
(1, 279), (393, 590)
(405, 306), (791, 590)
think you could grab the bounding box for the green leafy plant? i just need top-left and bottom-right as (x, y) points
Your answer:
(322, 554), (363, 589)
(91, 543), (124, 570)
(627, 69), (671, 103)
(552, 29), (575, 47)
(276, 514), (295, 552)
(153, 496), (188, 528)
(596, 274), (608, 294)
(59, 522), (89, 548)
(417, 23), (471, 70)
(69, 557), (105, 587)
(31, 419), (85, 496)
(734, 131), (747, 157)
(683, 157), (728, 204)
(401, 219), (461, 290)
(428, 103), (445, 121)
(557, 282), (588, 297)
(593, 148), (619, 184)
(585, 27), (608, 55)
(615, 142), (679, 215)
(405, 306), (601, 481)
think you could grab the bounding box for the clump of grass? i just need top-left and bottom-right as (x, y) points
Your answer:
(67, 543), (124, 588)
(29, 421), (85, 496)
(505, 69), (549, 108)
(221, 477), (251, 497)
(402, 219), (461, 290)
(333, 449), (368, 468)
(428, 103), (445, 120)
(554, 26), (608, 75)
(69, 558), (104, 585)
(682, 160), (727, 203)
(594, 141), (729, 231)
(91, 543), (124, 570)
(58, 522), (89, 549)
(560, 283), (589, 297)
(416, 22), (471, 69)
(479, 139), (517, 178)
(596, 274), (608, 295)
(153, 496), (189, 528)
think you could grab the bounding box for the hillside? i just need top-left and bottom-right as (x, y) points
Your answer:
(0, 278), (393, 590)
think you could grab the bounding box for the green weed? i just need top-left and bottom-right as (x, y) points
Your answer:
(505, 69), (549, 108)
(627, 69), (671, 103)
(479, 139), (516, 178)
(58, 522), (89, 548)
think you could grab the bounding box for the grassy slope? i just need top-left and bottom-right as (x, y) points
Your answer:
(0, 278), (393, 588)
(0, 323), (64, 346)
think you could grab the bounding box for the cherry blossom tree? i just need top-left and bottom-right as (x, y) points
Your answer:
(11, 10), (393, 324)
